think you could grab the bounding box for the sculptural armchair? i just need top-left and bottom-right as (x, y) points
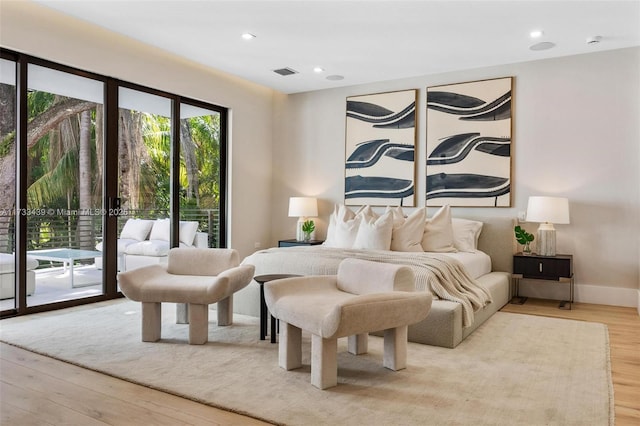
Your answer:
(264, 258), (432, 389)
(118, 248), (255, 344)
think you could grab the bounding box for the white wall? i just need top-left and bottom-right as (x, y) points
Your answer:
(0, 1), (275, 259)
(273, 47), (640, 308)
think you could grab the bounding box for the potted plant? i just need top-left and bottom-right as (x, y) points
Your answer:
(514, 225), (534, 254)
(301, 219), (315, 242)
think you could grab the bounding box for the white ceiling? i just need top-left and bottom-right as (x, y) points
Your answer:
(35, 0), (640, 94)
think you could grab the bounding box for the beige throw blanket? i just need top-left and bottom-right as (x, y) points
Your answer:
(243, 246), (492, 327)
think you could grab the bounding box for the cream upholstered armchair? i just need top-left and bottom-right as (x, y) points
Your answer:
(118, 248), (254, 344)
(264, 258), (432, 389)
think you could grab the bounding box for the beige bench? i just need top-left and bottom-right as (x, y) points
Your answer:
(118, 248), (254, 344)
(264, 258), (432, 389)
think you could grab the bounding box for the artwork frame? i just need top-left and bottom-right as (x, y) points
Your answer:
(344, 89), (417, 206)
(426, 77), (513, 207)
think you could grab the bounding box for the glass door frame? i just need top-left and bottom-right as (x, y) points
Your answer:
(1, 49), (228, 318)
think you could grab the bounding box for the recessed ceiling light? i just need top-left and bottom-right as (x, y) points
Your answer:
(530, 30), (544, 38)
(529, 41), (556, 51)
(241, 33), (256, 40)
(326, 75), (344, 81)
(313, 67), (325, 73)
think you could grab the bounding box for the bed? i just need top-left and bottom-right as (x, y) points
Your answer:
(241, 210), (514, 348)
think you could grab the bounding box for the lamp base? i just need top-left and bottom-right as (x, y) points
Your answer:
(536, 223), (556, 256)
(296, 218), (305, 242)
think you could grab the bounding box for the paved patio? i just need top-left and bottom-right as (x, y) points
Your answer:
(0, 265), (103, 310)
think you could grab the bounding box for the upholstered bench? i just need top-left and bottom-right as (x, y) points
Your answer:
(264, 258), (432, 389)
(118, 248), (255, 345)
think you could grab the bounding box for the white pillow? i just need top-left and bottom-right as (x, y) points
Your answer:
(149, 219), (171, 242)
(355, 205), (377, 220)
(179, 221), (199, 246)
(385, 205), (405, 227)
(421, 205), (457, 252)
(327, 215), (362, 248)
(451, 218), (483, 252)
(390, 207), (426, 252)
(124, 240), (170, 256)
(353, 211), (393, 250)
(324, 204), (358, 248)
(120, 219), (154, 241)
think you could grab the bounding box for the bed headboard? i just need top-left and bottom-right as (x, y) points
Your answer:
(456, 215), (515, 273)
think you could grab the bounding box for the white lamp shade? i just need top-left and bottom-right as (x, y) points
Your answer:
(288, 197), (318, 218)
(526, 196), (570, 224)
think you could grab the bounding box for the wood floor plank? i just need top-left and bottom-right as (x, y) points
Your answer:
(1, 379), (106, 426)
(1, 343), (271, 425)
(1, 358), (196, 426)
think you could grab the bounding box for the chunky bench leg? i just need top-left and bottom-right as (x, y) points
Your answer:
(217, 295), (233, 326)
(142, 302), (161, 342)
(188, 303), (209, 345)
(278, 321), (302, 370)
(279, 322), (302, 370)
(348, 333), (368, 355)
(312, 334), (338, 389)
(383, 325), (408, 371)
(176, 303), (189, 324)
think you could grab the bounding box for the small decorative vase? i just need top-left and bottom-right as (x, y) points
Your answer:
(523, 242), (532, 255)
(303, 232), (311, 242)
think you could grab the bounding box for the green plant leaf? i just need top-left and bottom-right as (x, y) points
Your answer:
(302, 219), (315, 233)
(514, 225), (534, 245)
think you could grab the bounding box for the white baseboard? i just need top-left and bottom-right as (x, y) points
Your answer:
(519, 280), (639, 310)
(574, 284), (639, 308)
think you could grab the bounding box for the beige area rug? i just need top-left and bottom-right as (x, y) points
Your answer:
(0, 300), (613, 425)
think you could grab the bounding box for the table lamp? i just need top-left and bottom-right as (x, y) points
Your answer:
(288, 197), (318, 241)
(526, 196), (570, 256)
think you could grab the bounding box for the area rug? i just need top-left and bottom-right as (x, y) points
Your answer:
(0, 300), (613, 425)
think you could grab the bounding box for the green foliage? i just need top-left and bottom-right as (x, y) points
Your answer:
(27, 91), (55, 120)
(22, 91), (222, 217)
(514, 225), (534, 245)
(0, 131), (14, 157)
(302, 220), (315, 234)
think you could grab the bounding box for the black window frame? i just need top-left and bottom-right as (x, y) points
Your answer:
(0, 48), (228, 318)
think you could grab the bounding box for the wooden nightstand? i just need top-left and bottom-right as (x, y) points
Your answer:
(512, 253), (574, 309)
(278, 239), (324, 247)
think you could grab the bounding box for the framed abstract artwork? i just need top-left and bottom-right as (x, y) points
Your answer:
(344, 89), (417, 206)
(426, 77), (513, 207)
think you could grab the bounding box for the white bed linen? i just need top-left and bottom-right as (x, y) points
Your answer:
(439, 250), (491, 279)
(243, 246), (493, 327)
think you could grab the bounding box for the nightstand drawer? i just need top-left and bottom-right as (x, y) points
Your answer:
(513, 254), (572, 281)
(278, 239), (324, 247)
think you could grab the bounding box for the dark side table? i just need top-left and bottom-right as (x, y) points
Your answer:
(511, 253), (574, 309)
(254, 274), (301, 343)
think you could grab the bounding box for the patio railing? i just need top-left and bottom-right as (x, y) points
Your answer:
(0, 208), (220, 254)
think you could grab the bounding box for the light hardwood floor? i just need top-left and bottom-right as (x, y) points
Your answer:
(1, 299), (638, 425)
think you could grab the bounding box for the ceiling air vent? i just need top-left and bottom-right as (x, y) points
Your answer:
(273, 67), (298, 76)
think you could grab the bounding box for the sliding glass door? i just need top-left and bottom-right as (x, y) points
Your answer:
(116, 87), (172, 271)
(179, 102), (224, 248)
(0, 49), (227, 317)
(24, 64), (105, 307)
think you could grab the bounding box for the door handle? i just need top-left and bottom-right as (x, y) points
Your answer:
(109, 197), (121, 216)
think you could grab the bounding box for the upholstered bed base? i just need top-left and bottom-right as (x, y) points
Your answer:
(371, 271), (510, 348)
(236, 215), (515, 349)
